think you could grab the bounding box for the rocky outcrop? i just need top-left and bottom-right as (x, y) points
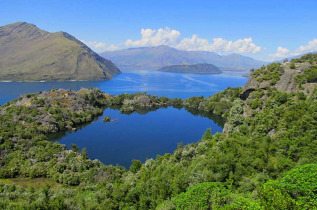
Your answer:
(241, 62), (314, 99)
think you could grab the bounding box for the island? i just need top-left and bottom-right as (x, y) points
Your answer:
(157, 63), (222, 74)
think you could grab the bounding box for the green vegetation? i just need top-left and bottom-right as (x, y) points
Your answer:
(184, 87), (243, 117)
(291, 53), (317, 64)
(0, 178), (58, 188)
(290, 62), (296, 69)
(104, 92), (183, 114)
(295, 65), (317, 86)
(103, 116), (111, 122)
(260, 164), (317, 209)
(0, 55), (316, 209)
(252, 62), (284, 84)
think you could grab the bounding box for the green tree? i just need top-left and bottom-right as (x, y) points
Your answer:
(290, 62), (296, 69)
(71, 144), (79, 153)
(81, 148), (88, 159)
(172, 182), (230, 209)
(201, 128), (212, 140)
(130, 160), (142, 173)
(260, 164), (317, 209)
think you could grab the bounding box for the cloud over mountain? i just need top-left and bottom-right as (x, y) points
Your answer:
(83, 27), (316, 61)
(125, 27), (181, 48)
(124, 27), (262, 55)
(270, 38), (317, 59)
(81, 40), (119, 52)
(177, 36), (261, 54)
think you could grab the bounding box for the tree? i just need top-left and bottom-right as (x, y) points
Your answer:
(81, 148), (88, 159)
(201, 128), (212, 140)
(290, 62), (296, 69)
(260, 164), (317, 209)
(172, 182), (230, 209)
(70, 144), (79, 153)
(130, 160), (142, 173)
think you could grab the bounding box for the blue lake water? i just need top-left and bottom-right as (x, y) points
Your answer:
(50, 107), (224, 168)
(0, 70), (248, 105)
(0, 70), (248, 167)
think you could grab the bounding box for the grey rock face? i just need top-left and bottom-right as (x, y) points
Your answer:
(241, 62), (316, 100)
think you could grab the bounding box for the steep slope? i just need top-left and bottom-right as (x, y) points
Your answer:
(158, 63), (221, 74)
(242, 54), (317, 99)
(0, 22), (121, 81)
(100, 45), (267, 71)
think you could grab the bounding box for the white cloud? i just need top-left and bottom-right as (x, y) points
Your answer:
(221, 38), (262, 54)
(177, 36), (261, 54)
(124, 27), (262, 54)
(125, 27), (180, 47)
(269, 46), (290, 59)
(81, 40), (119, 52)
(270, 38), (317, 59)
(176, 35), (212, 51)
(294, 38), (317, 55)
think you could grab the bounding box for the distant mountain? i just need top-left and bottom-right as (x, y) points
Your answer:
(100, 45), (267, 71)
(0, 22), (121, 81)
(158, 63), (221, 74)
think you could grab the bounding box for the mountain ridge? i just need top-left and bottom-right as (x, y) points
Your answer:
(100, 45), (267, 71)
(0, 22), (121, 81)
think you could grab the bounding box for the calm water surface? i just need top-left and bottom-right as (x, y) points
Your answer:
(0, 70), (248, 167)
(50, 107), (224, 168)
(0, 70), (248, 104)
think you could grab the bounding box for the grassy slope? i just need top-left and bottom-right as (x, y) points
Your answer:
(0, 22), (121, 81)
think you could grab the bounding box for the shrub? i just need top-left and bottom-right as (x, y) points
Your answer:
(290, 62), (296, 69)
(172, 182), (230, 209)
(130, 160), (142, 173)
(260, 164), (317, 209)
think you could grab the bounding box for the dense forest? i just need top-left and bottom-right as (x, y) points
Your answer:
(0, 54), (316, 209)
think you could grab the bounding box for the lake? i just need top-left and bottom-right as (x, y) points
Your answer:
(0, 70), (248, 167)
(0, 70), (248, 104)
(49, 107), (224, 168)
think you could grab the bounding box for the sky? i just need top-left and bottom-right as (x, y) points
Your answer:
(1, 0), (316, 61)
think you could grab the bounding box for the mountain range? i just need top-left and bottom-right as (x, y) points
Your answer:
(100, 45), (267, 71)
(0, 22), (121, 81)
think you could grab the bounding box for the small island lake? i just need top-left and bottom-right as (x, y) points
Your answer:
(0, 70), (248, 167)
(49, 107), (224, 168)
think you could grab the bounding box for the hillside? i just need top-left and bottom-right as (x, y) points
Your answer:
(158, 63), (221, 74)
(276, 51), (317, 63)
(100, 45), (267, 71)
(0, 54), (316, 209)
(0, 22), (121, 81)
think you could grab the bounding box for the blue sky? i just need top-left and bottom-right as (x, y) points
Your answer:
(1, 0), (316, 61)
